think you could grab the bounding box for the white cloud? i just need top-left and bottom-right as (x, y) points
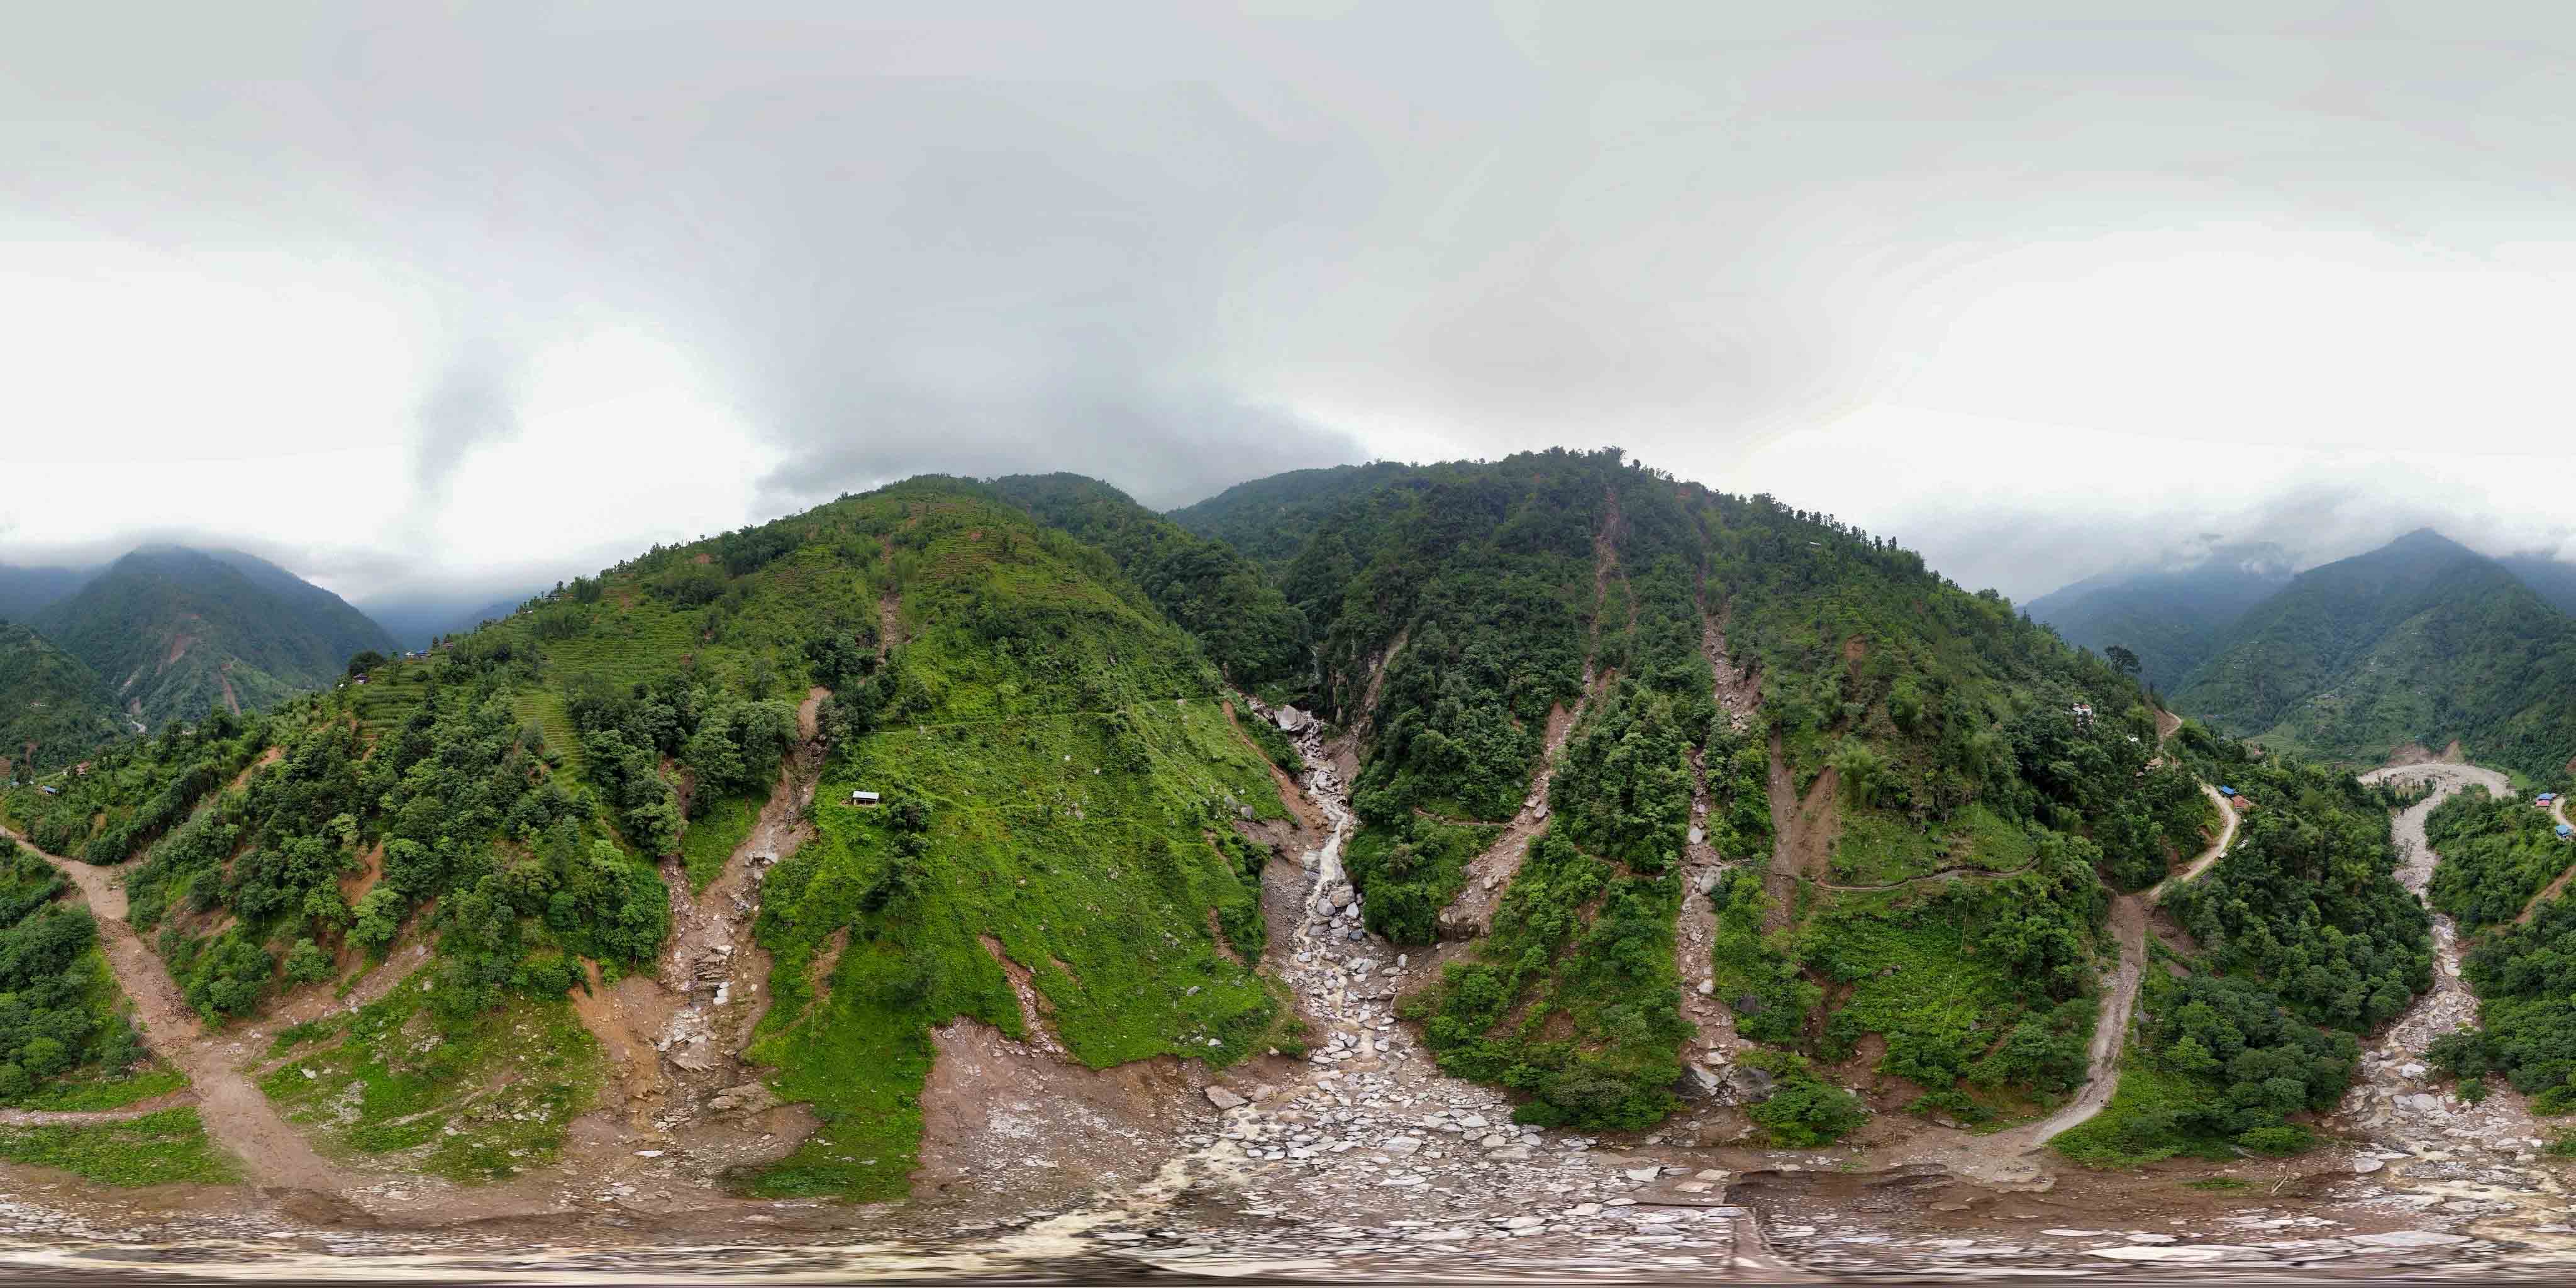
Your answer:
(436, 328), (780, 573)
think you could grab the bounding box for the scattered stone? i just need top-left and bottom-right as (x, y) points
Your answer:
(2346, 1230), (2472, 1248)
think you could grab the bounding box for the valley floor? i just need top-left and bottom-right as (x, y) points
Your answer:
(6, 749), (2576, 1280)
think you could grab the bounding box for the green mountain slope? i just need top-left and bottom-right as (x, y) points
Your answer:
(4, 479), (1287, 1198)
(0, 453), (2467, 1192)
(1189, 448), (2423, 1153)
(1169, 460), (1425, 570)
(32, 547), (397, 730)
(0, 622), (126, 776)
(0, 565), (91, 623)
(985, 472), (1313, 692)
(1221, 450), (2173, 1130)
(2024, 543), (2292, 694)
(2174, 530), (2576, 777)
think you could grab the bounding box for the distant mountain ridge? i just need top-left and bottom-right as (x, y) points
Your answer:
(0, 564), (93, 623)
(358, 587), (543, 652)
(2165, 530), (2576, 776)
(2500, 552), (2576, 617)
(2024, 541), (2294, 692)
(31, 546), (396, 729)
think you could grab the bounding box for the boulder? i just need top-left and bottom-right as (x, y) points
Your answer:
(707, 1082), (782, 1116)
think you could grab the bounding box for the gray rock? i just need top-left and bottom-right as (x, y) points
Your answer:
(2347, 1230), (2472, 1248)
(707, 1082), (781, 1115)
(1206, 1086), (1246, 1110)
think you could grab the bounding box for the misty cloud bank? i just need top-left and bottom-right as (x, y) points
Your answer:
(4, 3), (2576, 602)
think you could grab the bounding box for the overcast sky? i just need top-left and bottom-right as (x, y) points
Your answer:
(5, 2), (2575, 607)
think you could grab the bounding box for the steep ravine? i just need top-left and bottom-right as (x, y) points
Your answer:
(1054, 702), (1784, 1274)
(2333, 762), (2572, 1238)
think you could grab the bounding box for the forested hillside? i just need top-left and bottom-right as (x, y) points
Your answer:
(2024, 543), (2292, 694)
(2174, 530), (2576, 777)
(1, 479), (1289, 1197)
(1183, 449), (2216, 1135)
(0, 450), (2506, 1202)
(987, 472), (1311, 693)
(1169, 460), (1424, 571)
(0, 622), (126, 776)
(2416, 780), (2576, 1111)
(33, 547), (397, 729)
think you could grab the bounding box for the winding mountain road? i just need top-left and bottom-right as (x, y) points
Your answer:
(2149, 782), (2241, 902)
(1905, 726), (2235, 1174)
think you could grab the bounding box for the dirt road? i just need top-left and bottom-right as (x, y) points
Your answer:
(2022, 894), (2146, 1146)
(2149, 782), (2240, 901)
(2, 825), (356, 1194)
(1887, 891), (2146, 1182)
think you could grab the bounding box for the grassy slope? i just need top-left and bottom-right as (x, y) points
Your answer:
(264, 994), (601, 1183)
(0, 1108), (237, 1185)
(698, 488), (1294, 1201)
(6, 479), (1292, 1199)
(987, 472), (1313, 696)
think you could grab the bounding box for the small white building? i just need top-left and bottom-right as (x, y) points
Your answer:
(848, 789), (882, 807)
